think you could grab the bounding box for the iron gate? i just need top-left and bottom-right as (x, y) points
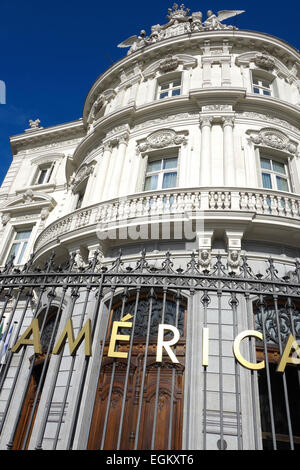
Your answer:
(0, 250), (299, 450)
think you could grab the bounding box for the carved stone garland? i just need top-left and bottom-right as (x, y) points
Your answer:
(137, 129), (188, 153)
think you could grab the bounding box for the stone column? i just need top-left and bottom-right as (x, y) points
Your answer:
(200, 117), (213, 186)
(222, 116), (235, 186)
(110, 133), (129, 198)
(96, 142), (113, 201)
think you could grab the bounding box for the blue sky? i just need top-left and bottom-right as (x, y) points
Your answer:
(0, 0), (299, 185)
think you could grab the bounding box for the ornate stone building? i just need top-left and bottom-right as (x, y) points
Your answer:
(0, 6), (300, 451)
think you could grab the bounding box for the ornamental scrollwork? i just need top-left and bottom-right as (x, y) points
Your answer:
(70, 164), (95, 190)
(247, 128), (298, 155)
(137, 129), (188, 153)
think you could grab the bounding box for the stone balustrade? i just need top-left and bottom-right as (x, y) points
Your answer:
(34, 187), (300, 253)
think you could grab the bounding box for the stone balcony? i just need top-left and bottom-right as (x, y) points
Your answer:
(33, 187), (300, 259)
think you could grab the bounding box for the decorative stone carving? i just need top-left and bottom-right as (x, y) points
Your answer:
(198, 249), (211, 272)
(137, 129), (188, 153)
(227, 250), (241, 273)
(40, 208), (50, 220)
(88, 89), (116, 124)
(202, 105), (232, 112)
(1, 213), (10, 226)
(203, 10), (245, 31)
(254, 52), (275, 70)
(22, 189), (34, 204)
(70, 164), (95, 189)
(117, 6), (244, 55)
(25, 119), (43, 133)
(248, 128), (298, 154)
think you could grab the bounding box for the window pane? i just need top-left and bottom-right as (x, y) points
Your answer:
(144, 175), (158, 191)
(276, 176), (288, 192)
(6, 243), (18, 263)
(37, 169), (47, 184)
(172, 89), (181, 97)
(273, 161), (286, 175)
(252, 78), (259, 85)
(147, 160), (161, 173)
(15, 230), (32, 241)
(261, 158), (271, 170)
(253, 87), (260, 94)
(263, 90), (271, 96)
(262, 81), (270, 88)
(17, 242), (28, 265)
(172, 80), (181, 87)
(159, 92), (168, 99)
(162, 172), (177, 189)
(262, 173), (272, 189)
(163, 158), (178, 170)
(160, 83), (170, 90)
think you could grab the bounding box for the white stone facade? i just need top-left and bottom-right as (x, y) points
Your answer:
(0, 7), (300, 451)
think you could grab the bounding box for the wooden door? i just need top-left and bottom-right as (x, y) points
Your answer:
(88, 295), (186, 450)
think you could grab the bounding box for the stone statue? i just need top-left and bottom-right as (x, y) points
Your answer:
(29, 119), (41, 129)
(228, 250), (240, 273)
(118, 30), (151, 55)
(203, 10), (245, 30)
(199, 249), (211, 272)
(117, 7), (245, 55)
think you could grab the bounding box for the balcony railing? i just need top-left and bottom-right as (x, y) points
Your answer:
(34, 187), (300, 253)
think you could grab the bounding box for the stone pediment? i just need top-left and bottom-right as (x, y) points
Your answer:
(1, 190), (56, 216)
(236, 51), (298, 82)
(247, 128), (298, 155)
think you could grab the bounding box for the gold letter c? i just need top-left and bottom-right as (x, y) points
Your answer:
(233, 330), (265, 370)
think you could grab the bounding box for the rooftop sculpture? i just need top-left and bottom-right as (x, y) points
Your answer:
(118, 5), (245, 55)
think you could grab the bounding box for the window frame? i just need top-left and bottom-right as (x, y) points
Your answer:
(157, 77), (182, 100)
(33, 163), (55, 186)
(143, 155), (179, 192)
(259, 155), (290, 193)
(5, 228), (32, 265)
(251, 70), (275, 98)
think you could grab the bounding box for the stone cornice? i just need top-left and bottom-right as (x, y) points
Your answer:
(10, 119), (85, 154)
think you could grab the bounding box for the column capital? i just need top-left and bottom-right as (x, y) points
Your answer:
(200, 116), (213, 128)
(221, 116), (235, 128)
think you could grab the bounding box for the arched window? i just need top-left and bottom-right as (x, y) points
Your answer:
(88, 290), (187, 450)
(253, 298), (300, 450)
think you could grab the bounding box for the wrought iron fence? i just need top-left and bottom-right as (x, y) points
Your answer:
(0, 250), (299, 450)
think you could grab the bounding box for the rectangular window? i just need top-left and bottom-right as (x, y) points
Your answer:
(252, 76), (272, 96)
(260, 156), (290, 192)
(34, 164), (54, 185)
(6, 229), (32, 265)
(157, 79), (181, 100)
(144, 156), (178, 191)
